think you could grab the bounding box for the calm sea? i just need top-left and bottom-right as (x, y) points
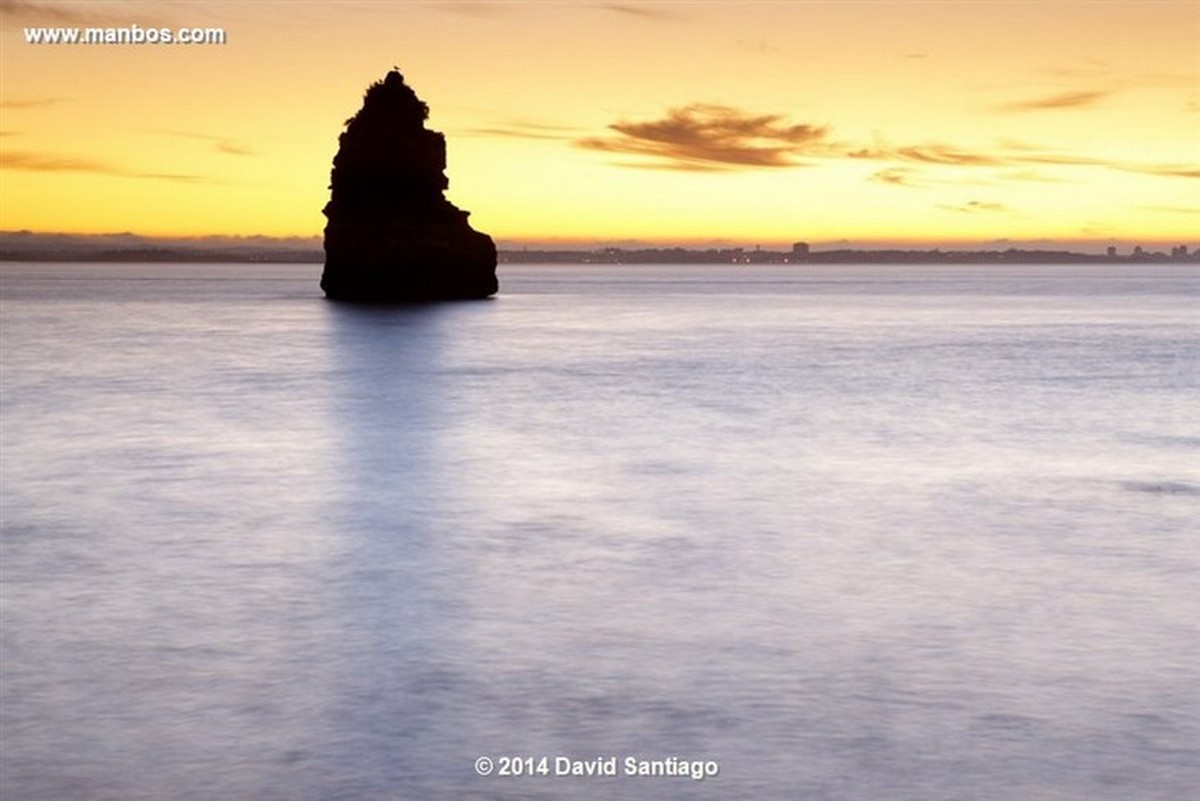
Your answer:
(1, 261), (1197, 800)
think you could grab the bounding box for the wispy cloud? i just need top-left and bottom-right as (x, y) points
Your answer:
(464, 120), (581, 141)
(867, 144), (1008, 166)
(216, 141), (254, 156)
(1040, 60), (1112, 80)
(0, 0), (90, 25)
(870, 167), (920, 187)
(997, 89), (1112, 112)
(576, 104), (831, 170)
(439, 2), (510, 16)
(468, 128), (572, 141)
(938, 200), (1011, 214)
(596, 3), (680, 21)
(0, 97), (63, 109)
(870, 165), (1041, 189)
(1010, 152), (1108, 168)
(734, 39), (776, 54)
(1137, 204), (1200, 215)
(0, 150), (206, 182)
(153, 129), (257, 156)
(0, 1), (167, 28)
(849, 138), (1196, 180)
(574, 101), (1199, 180)
(1, 151), (115, 173)
(1118, 164), (1200, 179)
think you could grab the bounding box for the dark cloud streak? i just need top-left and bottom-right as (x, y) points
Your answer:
(0, 97), (63, 109)
(870, 167), (919, 187)
(1119, 164), (1200, 179)
(997, 90), (1112, 111)
(0, 150), (207, 182)
(576, 104), (830, 170)
(216, 141), (255, 156)
(463, 120), (581, 141)
(596, 3), (680, 21)
(891, 145), (1007, 166)
(569, 101), (1198, 180)
(153, 129), (257, 156)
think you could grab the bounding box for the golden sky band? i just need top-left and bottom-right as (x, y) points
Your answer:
(1, 1), (1195, 251)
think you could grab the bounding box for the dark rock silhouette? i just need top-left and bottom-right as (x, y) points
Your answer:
(321, 70), (498, 301)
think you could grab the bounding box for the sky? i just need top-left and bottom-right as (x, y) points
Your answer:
(1, 0), (1197, 251)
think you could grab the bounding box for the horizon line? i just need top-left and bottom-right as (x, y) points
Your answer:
(2, 229), (1196, 256)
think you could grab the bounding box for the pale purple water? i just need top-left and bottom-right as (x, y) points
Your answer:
(2, 261), (1198, 800)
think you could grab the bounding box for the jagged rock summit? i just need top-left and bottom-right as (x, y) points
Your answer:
(321, 69), (498, 301)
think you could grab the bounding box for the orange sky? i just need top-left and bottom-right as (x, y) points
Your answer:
(1, 1), (1197, 250)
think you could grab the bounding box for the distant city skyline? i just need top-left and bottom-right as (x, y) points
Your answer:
(3, 229), (1194, 263)
(1, 1), (1196, 246)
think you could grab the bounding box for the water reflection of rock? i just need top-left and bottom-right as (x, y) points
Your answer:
(321, 70), (498, 302)
(317, 304), (478, 794)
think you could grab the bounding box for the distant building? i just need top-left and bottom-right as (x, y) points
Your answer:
(1107, 246), (1117, 259)
(1171, 245), (1189, 260)
(791, 242), (810, 261)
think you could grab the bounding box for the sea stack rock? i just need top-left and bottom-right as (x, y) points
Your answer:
(321, 69), (498, 301)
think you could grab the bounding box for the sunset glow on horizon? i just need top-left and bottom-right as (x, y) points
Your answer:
(1, 1), (1197, 251)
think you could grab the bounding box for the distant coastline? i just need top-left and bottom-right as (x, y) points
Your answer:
(500, 245), (1198, 265)
(2, 231), (1196, 265)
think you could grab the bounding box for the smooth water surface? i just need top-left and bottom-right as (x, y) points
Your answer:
(2, 262), (1198, 800)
